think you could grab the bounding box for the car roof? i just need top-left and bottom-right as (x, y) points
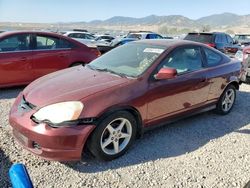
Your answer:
(235, 34), (250, 36)
(188, 32), (227, 35)
(0, 30), (89, 47)
(129, 32), (157, 35)
(133, 39), (209, 48)
(0, 30), (63, 38)
(63, 31), (92, 34)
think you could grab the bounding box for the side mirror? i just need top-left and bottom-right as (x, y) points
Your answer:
(155, 67), (177, 80)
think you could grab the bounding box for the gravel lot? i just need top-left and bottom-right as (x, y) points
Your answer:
(0, 84), (250, 188)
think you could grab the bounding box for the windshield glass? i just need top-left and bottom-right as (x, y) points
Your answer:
(127, 34), (142, 39)
(184, 33), (213, 43)
(88, 43), (166, 77)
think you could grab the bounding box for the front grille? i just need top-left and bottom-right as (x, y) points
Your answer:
(18, 95), (36, 112)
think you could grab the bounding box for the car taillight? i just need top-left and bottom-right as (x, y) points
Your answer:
(91, 48), (101, 57)
(206, 43), (216, 48)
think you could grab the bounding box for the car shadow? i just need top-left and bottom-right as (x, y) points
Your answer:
(63, 89), (250, 173)
(0, 148), (13, 187)
(0, 86), (24, 99)
(235, 129), (250, 134)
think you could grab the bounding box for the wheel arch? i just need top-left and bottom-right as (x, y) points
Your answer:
(227, 80), (239, 90)
(69, 61), (86, 67)
(97, 106), (143, 138)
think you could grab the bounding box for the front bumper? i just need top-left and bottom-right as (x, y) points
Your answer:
(9, 93), (95, 161)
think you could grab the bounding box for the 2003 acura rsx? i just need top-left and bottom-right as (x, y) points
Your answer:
(9, 40), (242, 161)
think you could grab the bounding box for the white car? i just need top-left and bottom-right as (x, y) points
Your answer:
(95, 35), (115, 43)
(126, 32), (163, 40)
(63, 31), (96, 46)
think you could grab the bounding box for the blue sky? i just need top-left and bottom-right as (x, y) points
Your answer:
(0, 0), (249, 23)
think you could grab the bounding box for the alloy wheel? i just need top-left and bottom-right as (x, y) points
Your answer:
(100, 118), (132, 155)
(222, 88), (235, 112)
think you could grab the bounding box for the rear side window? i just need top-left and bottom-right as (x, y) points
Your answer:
(68, 33), (83, 39)
(215, 35), (222, 43)
(221, 34), (227, 43)
(85, 34), (95, 40)
(184, 33), (213, 43)
(36, 35), (61, 50)
(0, 34), (30, 52)
(203, 47), (222, 67)
(127, 34), (142, 39)
(146, 34), (163, 39)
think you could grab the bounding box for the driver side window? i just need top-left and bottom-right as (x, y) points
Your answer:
(160, 47), (203, 74)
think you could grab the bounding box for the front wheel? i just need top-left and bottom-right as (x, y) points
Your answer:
(216, 84), (236, 115)
(88, 111), (137, 161)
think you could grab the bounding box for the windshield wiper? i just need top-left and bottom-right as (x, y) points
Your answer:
(89, 66), (128, 78)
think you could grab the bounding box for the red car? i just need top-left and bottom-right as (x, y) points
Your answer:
(235, 46), (250, 83)
(9, 40), (242, 161)
(0, 31), (100, 88)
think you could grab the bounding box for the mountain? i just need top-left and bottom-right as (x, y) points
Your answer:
(1, 12), (250, 33)
(197, 13), (242, 26)
(87, 13), (250, 28)
(89, 15), (197, 27)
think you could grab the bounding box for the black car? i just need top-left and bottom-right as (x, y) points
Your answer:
(184, 32), (237, 53)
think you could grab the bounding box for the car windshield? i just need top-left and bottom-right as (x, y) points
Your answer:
(127, 34), (142, 39)
(87, 43), (166, 77)
(184, 33), (213, 43)
(235, 35), (250, 41)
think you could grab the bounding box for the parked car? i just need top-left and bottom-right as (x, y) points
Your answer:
(235, 46), (250, 83)
(63, 31), (96, 46)
(234, 34), (250, 47)
(98, 32), (163, 54)
(95, 35), (115, 43)
(9, 40), (242, 161)
(184, 32), (237, 54)
(97, 38), (137, 54)
(126, 31), (163, 40)
(0, 31), (100, 88)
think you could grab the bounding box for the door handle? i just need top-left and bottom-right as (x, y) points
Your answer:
(20, 57), (27, 61)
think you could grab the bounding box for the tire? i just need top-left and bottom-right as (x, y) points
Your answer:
(88, 111), (137, 161)
(216, 84), (236, 115)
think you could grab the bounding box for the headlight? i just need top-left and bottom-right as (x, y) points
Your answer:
(33, 101), (84, 124)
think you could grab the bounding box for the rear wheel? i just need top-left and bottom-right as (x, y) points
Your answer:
(216, 84), (236, 115)
(88, 111), (137, 161)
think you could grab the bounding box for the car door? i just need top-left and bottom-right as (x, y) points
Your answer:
(215, 34), (227, 52)
(202, 47), (233, 100)
(0, 33), (33, 86)
(31, 34), (71, 80)
(146, 46), (211, 124)
(220, 34), (228, 51)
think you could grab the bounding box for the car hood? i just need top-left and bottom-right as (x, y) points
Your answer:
(23, 66), (130, 107)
